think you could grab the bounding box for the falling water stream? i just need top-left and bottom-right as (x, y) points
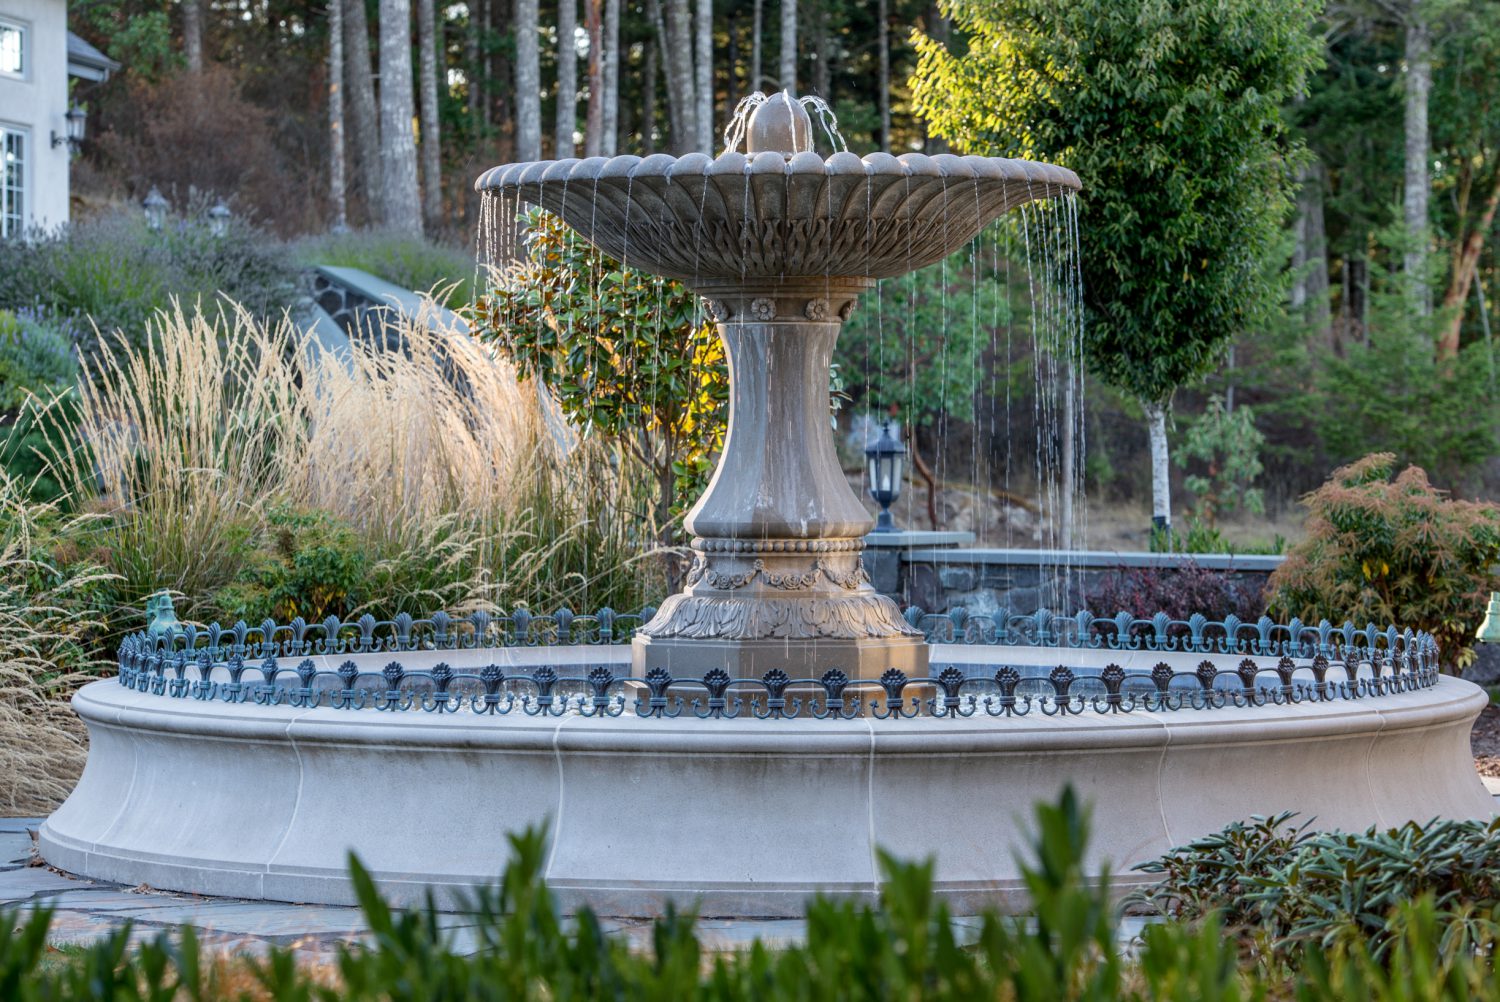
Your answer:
(475, 99), (1089, 622)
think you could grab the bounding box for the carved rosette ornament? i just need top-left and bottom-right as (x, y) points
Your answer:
(477, 88), (1079, 681)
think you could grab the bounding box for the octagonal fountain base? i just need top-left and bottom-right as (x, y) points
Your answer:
(40, 649), (1495, 917)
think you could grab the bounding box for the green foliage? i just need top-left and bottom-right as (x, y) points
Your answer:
(911, 0), (1322, 409)
(836, 244), (1010, 431)
(292, 230), (478, 304)
(475, 208), (728, 533)
(1268, 453), (1500, 669)
(1313, 237), (1499, 487)
(213, 506), (368, 624)
(16, 793), (1500, 998)
(1176, 396), (1266, 527)
(1134, 812), (1500, 966)
(0, 311), (78, 416)
(0, 213), (297, 360)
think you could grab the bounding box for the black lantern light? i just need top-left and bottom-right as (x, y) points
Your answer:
(143, 187), (169, 231)
(864, 419), (906, 533)
(50, 105), (87, 156)
(207, 200), (232, 237)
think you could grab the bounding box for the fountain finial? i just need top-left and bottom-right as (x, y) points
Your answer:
(746, 91), (813, 155)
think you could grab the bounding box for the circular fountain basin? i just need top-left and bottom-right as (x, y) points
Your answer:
(40, 642), (1494, 916)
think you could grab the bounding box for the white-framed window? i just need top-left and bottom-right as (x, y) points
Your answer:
(0, 18), (24, 78)
(0, 125), (24, 239)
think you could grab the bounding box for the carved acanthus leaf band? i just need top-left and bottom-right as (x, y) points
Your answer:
(685, 557), (870, 592)
(636, 592), (923, 640)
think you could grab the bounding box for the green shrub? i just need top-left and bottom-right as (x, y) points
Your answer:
(0, 212), (297, 359)
(475, 207), (727, 539)
(213, 505), (369, 624)
(293, 228), (477, 304)
(0, 310), (78, 416)
(1133, 812), (1500, 966)
(10, 793), (1500, 998)
(1267, 452), (1500, 668)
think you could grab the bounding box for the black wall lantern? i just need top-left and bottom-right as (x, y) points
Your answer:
(864, 419), (906, 533)
(50, 105), (87, 157)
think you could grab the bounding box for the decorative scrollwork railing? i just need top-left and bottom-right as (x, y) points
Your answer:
(135, 605), (1436, 664)
(112, 627), (1442, 722)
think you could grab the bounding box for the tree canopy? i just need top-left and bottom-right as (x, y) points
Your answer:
(912, 0), (1323, 408)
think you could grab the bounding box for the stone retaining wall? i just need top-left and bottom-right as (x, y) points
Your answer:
(866, 542), (1283, 617)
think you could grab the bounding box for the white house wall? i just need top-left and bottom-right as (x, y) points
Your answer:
(0, 0), (68, 231)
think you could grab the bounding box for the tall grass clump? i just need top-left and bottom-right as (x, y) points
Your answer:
(44, 299), (660, 644)
(0, 470), (112, 813)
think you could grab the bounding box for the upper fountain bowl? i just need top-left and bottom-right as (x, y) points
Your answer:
(475, 96), (1080, 289)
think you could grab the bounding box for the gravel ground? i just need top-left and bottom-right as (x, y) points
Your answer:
(1473, 703), (1500, 778)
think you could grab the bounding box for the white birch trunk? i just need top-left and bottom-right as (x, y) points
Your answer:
(555, 0), (578, 156)
(1145, 402), (1171, 536)
(1403, 7), (1431, 315)
(694, 0), (713, 151)
(417, 0), (442, 226)
(514, 0), (542, 161)
(328, 0), (349, 231)
(378, 0), (424, 232)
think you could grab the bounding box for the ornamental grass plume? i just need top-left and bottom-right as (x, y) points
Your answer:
(0, 468), (112, 814)
(1267, 453), (1500, 669)
(40, 298), (658, 643)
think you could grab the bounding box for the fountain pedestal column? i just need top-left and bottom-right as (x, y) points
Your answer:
(632, 281), (929, 681)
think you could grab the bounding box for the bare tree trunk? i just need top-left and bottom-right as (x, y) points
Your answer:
(663, 0), (697, 152)
(1292, 158), (1331, 343)
(584, 0), (603, 155)
(183, 0), (204, 70)
(921, 4), (949, 154)
(1144, 402), (1170, 537)
(514, 0), (542, 160)
(344, 0), (382, 220)
(642, 43), (658, 152)
(378, 0), (424, 232)
(328, 0), (349, 231)
(1403, 8), (1431, 316)
(725, 12), (739, 124)
(810, 0), (828, 98)
(1439, 168), (1500, 359)
(751, 0), (762, 90)
(694, 0), (713, 151)
(778, 0), (795, 92)
(877, 0), (890, 150)
(602, 0), (620, 155)
(466, 0), (479, 130)
(555, 0), (577, 156)
(417, 0), (443, 227)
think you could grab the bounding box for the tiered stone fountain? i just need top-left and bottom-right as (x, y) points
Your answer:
(480, 93), (1078, 681)
(39, 93), (1494, 917)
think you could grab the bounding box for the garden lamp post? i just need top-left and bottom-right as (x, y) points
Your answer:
(865, 420), (906, 533)
(207, 200), (232, 237)
(143, 187), (169, 231)
(1478, 593), (1500, 645)
(50, 105), (86, 157)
